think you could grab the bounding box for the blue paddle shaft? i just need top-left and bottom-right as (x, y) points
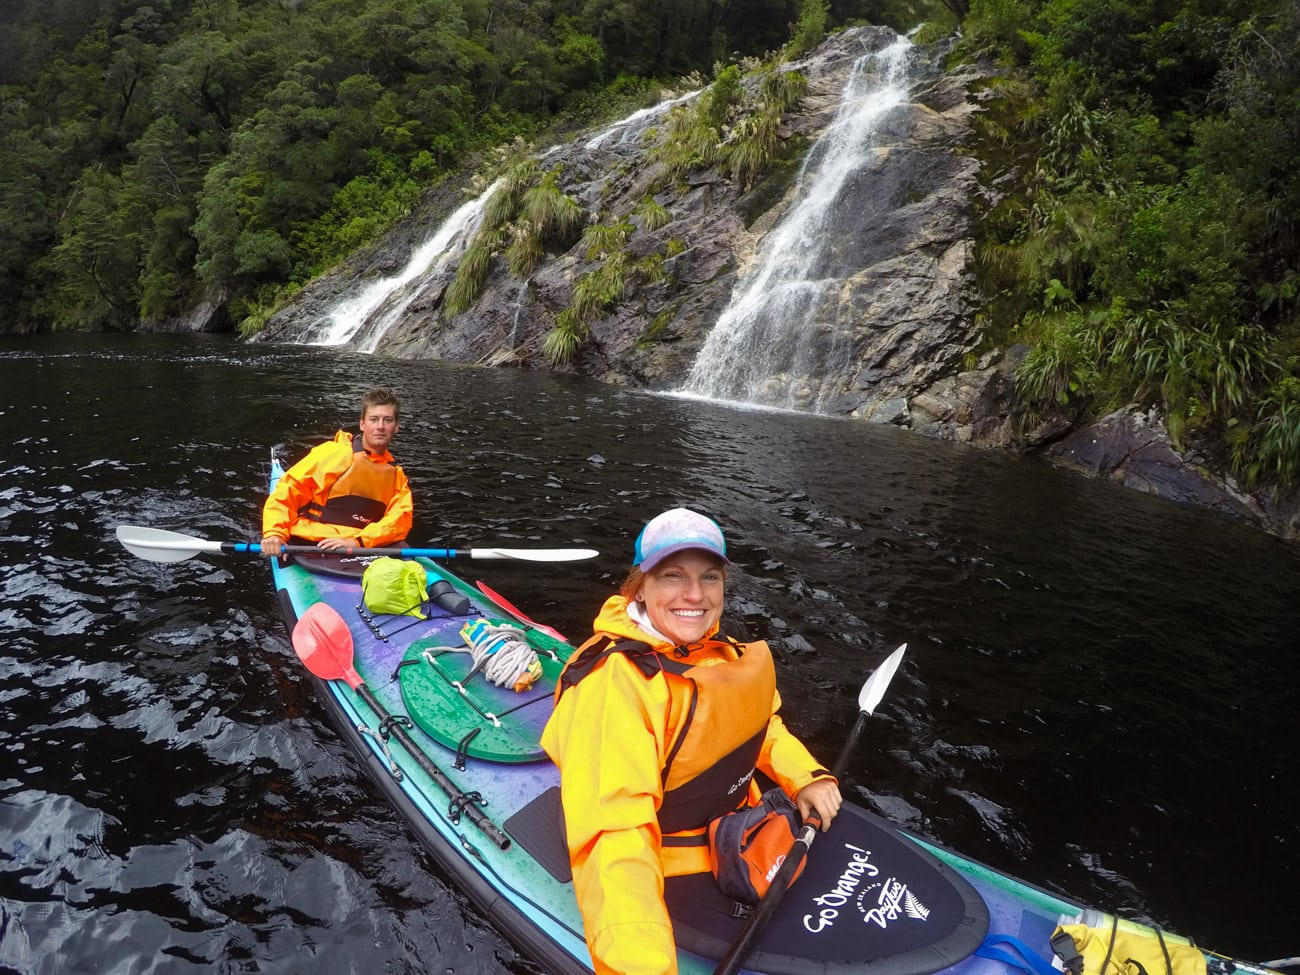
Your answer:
(237, 542), (459, 558)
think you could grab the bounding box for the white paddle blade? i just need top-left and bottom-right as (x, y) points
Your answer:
(115, 525), (220, 563)
(858, 643), (907, 715)
(467, 547), (599, 562)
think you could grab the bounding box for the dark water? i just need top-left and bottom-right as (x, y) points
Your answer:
(1, 333), (1297, 974)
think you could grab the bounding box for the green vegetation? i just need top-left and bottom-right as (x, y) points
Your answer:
(534, 52), (813, 366)
(543, 217), (633, 365)
(646, 61), (808, 192)
(3, 0), (1296, 493)
(446, 147), (586, 314)
(959, 0), (1300, 488)
(0, 0), (944, 334)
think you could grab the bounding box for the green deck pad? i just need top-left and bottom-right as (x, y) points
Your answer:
(398, 628), (568, 764)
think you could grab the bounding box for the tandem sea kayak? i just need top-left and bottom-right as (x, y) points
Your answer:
(264, 463), (1288, 975)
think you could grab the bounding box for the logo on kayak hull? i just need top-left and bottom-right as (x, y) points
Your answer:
(801, 843), (929, 934)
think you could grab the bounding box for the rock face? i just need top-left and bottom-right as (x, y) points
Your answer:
(1045, 410), (1300, 535)
(142, 288), (232, 333)
(252, 27), (1300, 540)
(257, 24), (981, 407)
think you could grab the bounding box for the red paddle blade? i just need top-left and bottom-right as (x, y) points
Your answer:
(475, 580), (567, 642)
(292, 602), (364, 689)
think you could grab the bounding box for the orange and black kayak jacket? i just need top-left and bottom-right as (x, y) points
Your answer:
(262, 430), (412, 548)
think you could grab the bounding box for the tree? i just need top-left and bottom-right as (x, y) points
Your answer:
(46, 165), (143, 329)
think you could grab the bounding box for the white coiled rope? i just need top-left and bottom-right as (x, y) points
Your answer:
(463, 621), (541, 690)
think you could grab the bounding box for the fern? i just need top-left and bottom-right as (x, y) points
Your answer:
(635, 252), (667, 285)
(506, 220), (543, 277)
(522, 169), (584, 244)
(571, 257), (627, 321)
(760, 69), (807, 114)
(1250, 377), (1300, 488)
(480, 158), (538, 230)
(634, 197), (671, 232)
(1015, 310), (1100, 409)
(581, 218), (633, 260)
(704, 64), (743, 128)
(445, 228), (504, 316)
(544, 307), (588, 365)
(725, 110), (780, 188)
(648, 102), (719, 183)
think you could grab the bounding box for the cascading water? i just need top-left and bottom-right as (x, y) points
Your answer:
(298, 89), (705, 354)
(301, 185), (498, 351)
(681, 34), (922, 412)
(584, 89), (699, 151)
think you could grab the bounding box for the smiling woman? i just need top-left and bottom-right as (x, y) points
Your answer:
(540, 506), (844, 975)
(626, 507), (730, 645)
(635, 550), (726, 645)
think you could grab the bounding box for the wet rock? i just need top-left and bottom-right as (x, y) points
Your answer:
(1046, 410), (1254, 515)
(254, 24), (985, 408)
(1036, 408), (1299, 539)
(141, 288), (232, 333)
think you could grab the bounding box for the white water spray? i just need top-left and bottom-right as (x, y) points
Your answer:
(681, 35), (920, 411)
(301, 185), (498, 351)
(585, 90), (700, 151)
(300, 87), (708, 354)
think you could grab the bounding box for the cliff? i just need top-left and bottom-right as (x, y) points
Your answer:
(252, 27), (1299, 540)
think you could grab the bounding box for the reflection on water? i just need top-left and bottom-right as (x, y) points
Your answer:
(1, 333), (1297, 973)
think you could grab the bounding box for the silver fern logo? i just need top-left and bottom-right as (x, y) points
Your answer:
(904, 890), (930, 920)
(802, 844), (932, 934)
(863, 877), (926, 929)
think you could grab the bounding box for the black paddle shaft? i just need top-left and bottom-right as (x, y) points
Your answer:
(714, 701), (878, 975)
(713, 821), (815, 975)
(354, 683), (512, 851)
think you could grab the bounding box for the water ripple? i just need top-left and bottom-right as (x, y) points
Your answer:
(2, 334), (1298, 968)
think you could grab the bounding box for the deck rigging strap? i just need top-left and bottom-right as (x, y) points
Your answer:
(974, 933), (1061, 975)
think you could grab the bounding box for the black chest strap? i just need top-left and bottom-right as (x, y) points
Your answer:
(559, 635), (746, 695)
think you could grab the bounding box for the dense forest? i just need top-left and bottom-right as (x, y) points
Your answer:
(961, 0), (1300, 493)
(0, 0), (923, 335)
(1, 0), (1297, 491)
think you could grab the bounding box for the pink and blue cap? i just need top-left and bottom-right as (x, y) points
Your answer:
(634, 507), (728, 571)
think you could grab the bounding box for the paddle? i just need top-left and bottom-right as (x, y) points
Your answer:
(712, 641), (909, 975)
(116, 525), (599, 564)
(291, 601), (512, 851)
(475, 580), (568, 642)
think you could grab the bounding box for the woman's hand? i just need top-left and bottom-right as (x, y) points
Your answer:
(794, 778), (842, 831)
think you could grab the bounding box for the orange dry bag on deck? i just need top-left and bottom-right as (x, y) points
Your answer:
(707, 787), (806, 904)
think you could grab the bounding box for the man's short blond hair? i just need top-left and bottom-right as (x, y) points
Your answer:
(362, 387), (400, 419)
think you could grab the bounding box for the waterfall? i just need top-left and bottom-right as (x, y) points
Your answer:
(300, 185), (498, 351)
(296, 89), (706, 354)
(584, 90), (700, 151)
(680, 35), (922, 412)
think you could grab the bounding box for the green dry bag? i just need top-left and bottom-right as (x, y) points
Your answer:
(361, 557), (428, 618)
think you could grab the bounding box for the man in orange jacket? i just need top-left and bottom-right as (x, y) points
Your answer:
(260, 387), (412, 556)
(541, 508), (841, 975)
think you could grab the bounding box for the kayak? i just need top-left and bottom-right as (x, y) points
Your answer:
(265, 463), (1286, 975)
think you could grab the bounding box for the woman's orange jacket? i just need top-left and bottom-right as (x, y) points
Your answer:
(261, 430), (412, 548)
(539, 595), (833, 975)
